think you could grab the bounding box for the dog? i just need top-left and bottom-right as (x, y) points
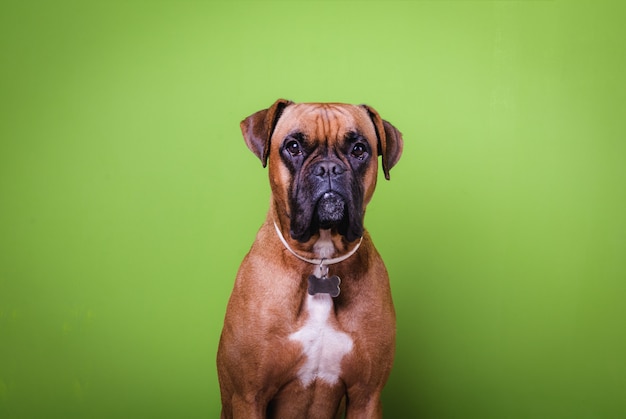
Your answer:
(217, 99), (403, 418)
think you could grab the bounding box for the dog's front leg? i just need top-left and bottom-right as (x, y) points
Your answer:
(345, 389), (384, 419)
(221, 392), (266, 419)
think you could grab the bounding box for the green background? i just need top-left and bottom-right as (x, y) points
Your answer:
(1, 1), (625, 418)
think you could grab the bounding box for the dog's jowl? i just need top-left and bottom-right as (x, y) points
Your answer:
(217, 100), (403, 418)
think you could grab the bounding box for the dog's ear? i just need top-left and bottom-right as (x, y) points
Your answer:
(240, 99), (294, 167)
(361, 104), (404, 180)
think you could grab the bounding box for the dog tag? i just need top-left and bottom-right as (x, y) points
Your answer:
(308, 274), (341, 298)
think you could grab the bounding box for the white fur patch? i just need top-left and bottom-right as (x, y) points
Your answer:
(313, 229), (335, 259)
(289, 293), (353, 386)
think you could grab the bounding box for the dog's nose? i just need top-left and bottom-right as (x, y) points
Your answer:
(314, 160), (346, 177)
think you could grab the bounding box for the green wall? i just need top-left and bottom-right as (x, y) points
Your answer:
(1, 1), (625, 418)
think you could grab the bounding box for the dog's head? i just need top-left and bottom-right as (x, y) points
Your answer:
(241, 99), (403, 243)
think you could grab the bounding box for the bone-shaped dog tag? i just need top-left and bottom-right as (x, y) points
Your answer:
(308, 274), (341, 297)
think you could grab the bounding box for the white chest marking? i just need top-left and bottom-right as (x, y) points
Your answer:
(289, 293), (354, 387)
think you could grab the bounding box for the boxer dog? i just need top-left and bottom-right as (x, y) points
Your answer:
(217, 99), (403, 418)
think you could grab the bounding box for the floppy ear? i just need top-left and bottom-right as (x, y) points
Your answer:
(240, 99), (293, 167)
(361, 104), (404, 180)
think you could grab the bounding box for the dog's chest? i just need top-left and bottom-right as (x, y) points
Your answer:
(289, 293), (353, 387)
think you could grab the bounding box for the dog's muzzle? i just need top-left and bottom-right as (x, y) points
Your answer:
(290, 157), (364, 242)
(316, 191), (346, 228)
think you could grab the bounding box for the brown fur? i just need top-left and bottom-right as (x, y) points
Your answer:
(217, 100), (403, 418)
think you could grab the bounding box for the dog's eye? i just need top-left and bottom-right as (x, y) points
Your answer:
(285, 140), (302, 157)
(351, 143), (367, 159)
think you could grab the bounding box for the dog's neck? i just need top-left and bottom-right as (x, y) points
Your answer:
(271, 217), (362, 266)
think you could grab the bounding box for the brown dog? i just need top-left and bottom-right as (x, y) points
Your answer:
(217, 99), (403, 418)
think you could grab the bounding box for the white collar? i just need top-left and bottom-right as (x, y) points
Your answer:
(272, 221), (363, 266)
